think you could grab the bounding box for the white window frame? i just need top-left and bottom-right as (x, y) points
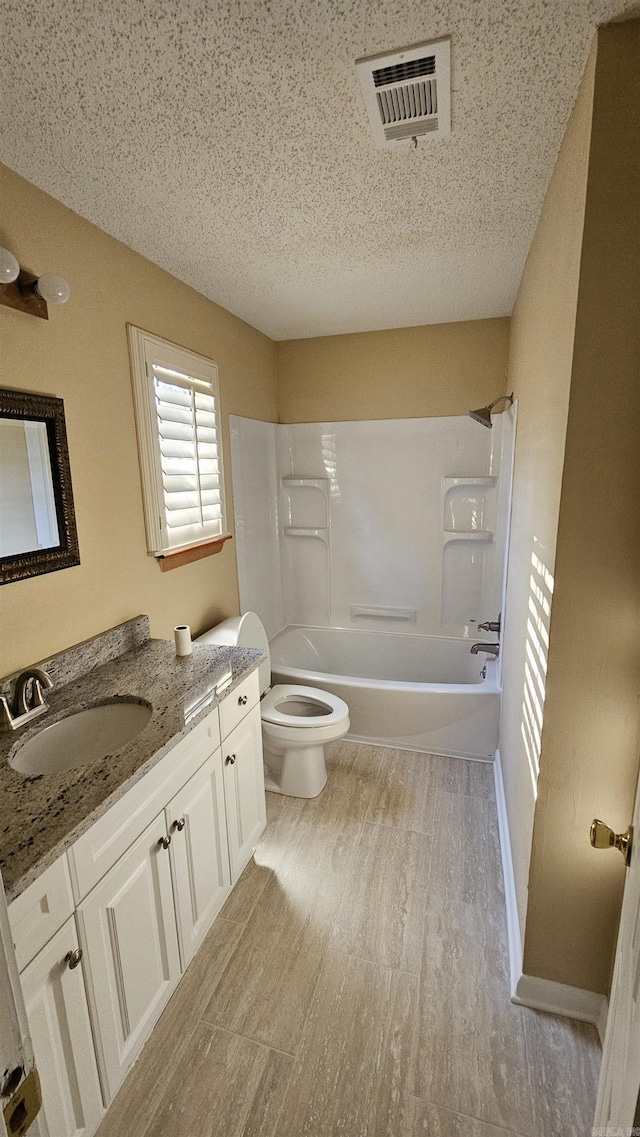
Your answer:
(127, 326), (229, 556)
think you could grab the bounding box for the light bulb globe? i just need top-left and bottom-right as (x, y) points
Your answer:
(35, 274), (70, 305)
(0, 247), (20, 284)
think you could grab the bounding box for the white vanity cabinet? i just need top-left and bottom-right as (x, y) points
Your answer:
(20, 917), (104, 1137)
(222, 708), (266, 881)
(8, 666), (266, 1133)
(166, 751), (231, 968)
(75, 813), (182, 1102)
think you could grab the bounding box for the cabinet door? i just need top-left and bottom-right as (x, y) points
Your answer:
(20, 917), (103, 1137)
(166, 751), (231, 969)
(76, 814), (180, 1103)
(222, 707), (267, 881)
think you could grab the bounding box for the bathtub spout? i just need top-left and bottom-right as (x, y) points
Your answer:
(470, 642), (500, 657)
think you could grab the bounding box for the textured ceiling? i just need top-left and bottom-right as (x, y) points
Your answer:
(1, 0), (639, 339)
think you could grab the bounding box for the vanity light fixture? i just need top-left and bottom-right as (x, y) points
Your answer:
(0, 247), (70, 320)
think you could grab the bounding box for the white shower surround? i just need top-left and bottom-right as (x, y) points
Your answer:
(230, 410), (516, 756)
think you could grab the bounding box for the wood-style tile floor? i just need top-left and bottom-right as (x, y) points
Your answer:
(96, 742), (601, 1137)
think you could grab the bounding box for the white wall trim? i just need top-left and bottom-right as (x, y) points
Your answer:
(514, 974), (608, 1042)
(493, 748), (523, 996)
(493, 749), (608, 1042)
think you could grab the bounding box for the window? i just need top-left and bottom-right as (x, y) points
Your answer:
(127, 327), (229, 566)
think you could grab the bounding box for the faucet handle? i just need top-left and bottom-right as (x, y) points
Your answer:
(478, 616), (501, 633)
(0, 696), (15, 731)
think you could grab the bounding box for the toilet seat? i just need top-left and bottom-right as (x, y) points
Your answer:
(261, 683), (349, 729)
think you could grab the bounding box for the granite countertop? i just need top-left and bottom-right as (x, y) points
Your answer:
(0, 638), (264, 904)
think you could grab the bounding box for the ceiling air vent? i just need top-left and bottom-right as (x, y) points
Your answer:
(355, 38), (451, 150)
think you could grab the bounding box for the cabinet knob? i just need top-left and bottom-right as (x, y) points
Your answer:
(65, 947), (83, 970)
(225, 754), (236, 766)
(238, 695), (247, 706)
(159, 834), (172, 849)
(172, 817), (186, 832)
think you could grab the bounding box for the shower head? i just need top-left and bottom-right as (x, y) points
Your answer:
(469, 405), (493, 428)
(469, 393), (513, 428)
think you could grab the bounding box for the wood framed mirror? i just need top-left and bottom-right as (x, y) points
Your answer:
(0, 388), (80, 585)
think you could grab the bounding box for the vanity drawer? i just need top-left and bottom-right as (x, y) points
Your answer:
(9, 854), (74, 973)
(219, 669), (260, 740)
(68, 708), (221, 902)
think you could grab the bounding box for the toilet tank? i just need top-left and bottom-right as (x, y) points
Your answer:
(196, 613), (271, 695)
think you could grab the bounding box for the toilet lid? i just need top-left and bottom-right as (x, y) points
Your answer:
(261, 683), (349, 727)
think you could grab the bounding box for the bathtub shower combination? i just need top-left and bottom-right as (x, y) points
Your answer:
(270, 625), (500, 760)
(230, 410), (516, 761)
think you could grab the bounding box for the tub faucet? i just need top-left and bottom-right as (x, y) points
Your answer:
(0, 667), (54, 731)
(470, 642), (500, 658)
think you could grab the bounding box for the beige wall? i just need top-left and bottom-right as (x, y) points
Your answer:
(0, 169), (508, 685)
(499, 46), (596, 950)
(0, 166), (278, 677)
(276, 319), (510, 423)
(523, 20), (640, 993)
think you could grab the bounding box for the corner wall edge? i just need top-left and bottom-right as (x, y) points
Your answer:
(493, 747), (523, 997)
(494, 749), (608, 1044)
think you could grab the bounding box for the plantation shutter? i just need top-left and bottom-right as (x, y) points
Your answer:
(151, 364), (224, 548)
(128, 327), (228, 555)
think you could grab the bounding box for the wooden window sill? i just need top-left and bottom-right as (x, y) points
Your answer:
(155, 534), (232, 572)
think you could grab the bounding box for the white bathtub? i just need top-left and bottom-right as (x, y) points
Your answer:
(269, 625), (500, 760)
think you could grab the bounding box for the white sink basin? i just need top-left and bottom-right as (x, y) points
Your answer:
(10, 701), (153, 776)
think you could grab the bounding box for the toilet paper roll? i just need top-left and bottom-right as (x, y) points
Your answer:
(174, 625), (192, 657)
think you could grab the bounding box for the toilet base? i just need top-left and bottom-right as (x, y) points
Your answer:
(263, 742), (328, 798)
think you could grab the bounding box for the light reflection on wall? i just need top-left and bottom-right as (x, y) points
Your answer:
(520, 540), (554, 798)
(321, 433), (340, 503)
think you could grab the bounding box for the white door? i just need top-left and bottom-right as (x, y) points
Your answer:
(166, 751), (231, 969)
(76, 813), (181, 1103)
(222, 707), (266, 881)
(20, 918), (103, 1137)
(594, 777), (640, 1127)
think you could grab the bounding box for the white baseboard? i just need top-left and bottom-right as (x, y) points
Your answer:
(513, 975), (608, 1041)
(493, 749), (608, 1044)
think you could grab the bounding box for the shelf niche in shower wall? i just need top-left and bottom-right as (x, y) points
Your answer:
(281, 477), (330, 626)
(440, 476), (497, 630)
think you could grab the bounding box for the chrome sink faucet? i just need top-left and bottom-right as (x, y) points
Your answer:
(470, 643), (500, 657)
(1, 667), (54, 731)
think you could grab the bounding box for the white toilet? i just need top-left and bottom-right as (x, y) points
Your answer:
(196, 612), (350, 798)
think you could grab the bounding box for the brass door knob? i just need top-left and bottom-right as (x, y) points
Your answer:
(590, 819), (633, 866)
(159, 834), (172, 850)
(172, 817), (186, 832)
(65, 947), (83, 969)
